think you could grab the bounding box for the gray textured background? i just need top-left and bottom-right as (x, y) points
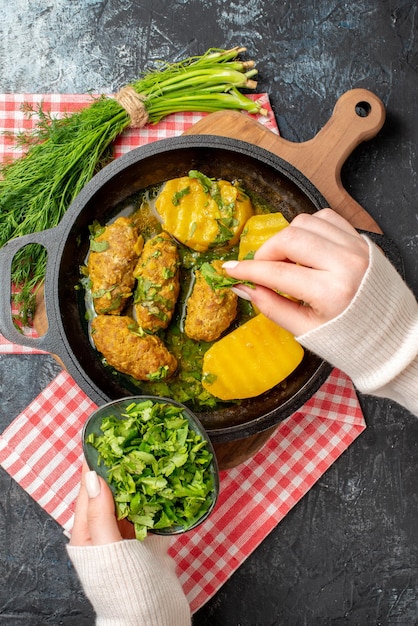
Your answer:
(0, 1), (417, 624)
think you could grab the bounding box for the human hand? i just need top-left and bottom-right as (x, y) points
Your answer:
(69, 460), (135, 547)
(223, 208), (370, 337)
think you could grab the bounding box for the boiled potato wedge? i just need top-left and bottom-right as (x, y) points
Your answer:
(155, 173), (253, 252)
(202, 313), (304, 400)
(238, 212), (289, 260)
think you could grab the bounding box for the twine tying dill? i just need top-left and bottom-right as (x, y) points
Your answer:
(115, 86), (149, 128)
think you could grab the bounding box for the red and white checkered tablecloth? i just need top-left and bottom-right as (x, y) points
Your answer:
(0, 93), (366, 613)
(0, 368), (365, 613)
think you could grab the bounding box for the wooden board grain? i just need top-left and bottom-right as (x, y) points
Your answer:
(184, 88), (385, 233)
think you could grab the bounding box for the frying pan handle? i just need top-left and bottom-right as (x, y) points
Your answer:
(0, 229), (61, 353)
(269, 88), (387, 233)
(184, 88), (387, 233)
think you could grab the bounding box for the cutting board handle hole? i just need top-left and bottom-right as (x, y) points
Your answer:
(355, 101), (372, 118)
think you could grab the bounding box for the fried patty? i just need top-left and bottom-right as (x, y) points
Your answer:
(91, 315), (177, 381)
(184, 260), (238, 342)
(88, 216), (142, 315)
(133, 232), (180, 332)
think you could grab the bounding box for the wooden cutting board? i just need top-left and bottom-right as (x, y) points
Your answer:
(184, 88), (385, 233)
(34, 88), (386, 469)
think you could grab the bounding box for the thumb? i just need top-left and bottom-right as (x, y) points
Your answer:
(85, 470), (123, 545)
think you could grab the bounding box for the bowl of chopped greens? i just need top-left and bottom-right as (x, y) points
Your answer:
(82, 395), (220, 539)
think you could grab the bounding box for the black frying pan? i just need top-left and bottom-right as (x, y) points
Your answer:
(0, 133), (384, 442)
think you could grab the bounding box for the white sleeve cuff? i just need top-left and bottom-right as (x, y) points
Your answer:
(297, 237), (418, 416)
(66, 536), (191, 626)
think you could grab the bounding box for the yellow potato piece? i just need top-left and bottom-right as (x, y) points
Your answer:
(202, 313), (304, 400)
(239, 212), (298, 308)
(238, 212), (289, 260)
(155, 176), (254, 252)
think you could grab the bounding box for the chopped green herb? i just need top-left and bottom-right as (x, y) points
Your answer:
(162, 267), (176, 279)
(212, 219), (235, 246)
(91, 286), (116, 299)
(188, 170), (214, 193)
(188, 222), (197, 240)
(134, 277), (159, 302)
(172, 186), (190, 206)
(127, 322), (147, 337)
(202, 372), (217, 385)
(200, 262), (255, 290)
(86, 400), (216, 540)
(147, 365), (170, 381)
(90, 239), (109, 252)
(89, 221), (106, 238)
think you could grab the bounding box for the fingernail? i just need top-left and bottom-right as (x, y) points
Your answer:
(231, 286), (253, 301)
(85, 470), (101, 498)
(222, 260), (239, 269)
